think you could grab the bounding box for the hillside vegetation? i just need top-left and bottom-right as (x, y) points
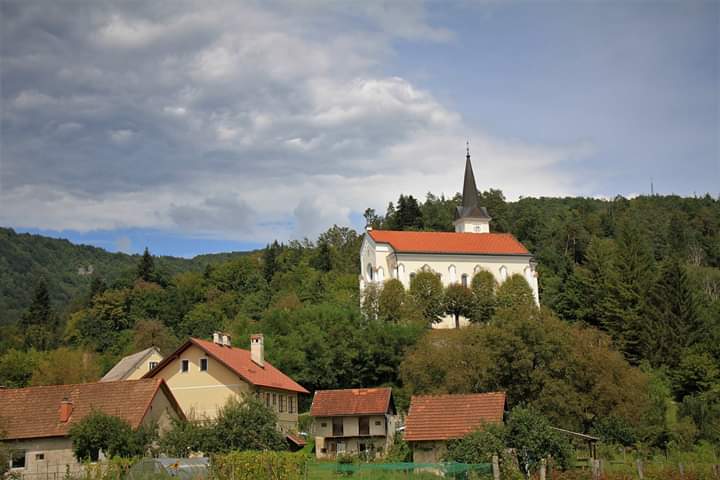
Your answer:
(0, 227), (250, 326)
(1, 191), (718, 455)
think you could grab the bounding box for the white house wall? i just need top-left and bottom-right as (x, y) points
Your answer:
(359, 235), (540, 328)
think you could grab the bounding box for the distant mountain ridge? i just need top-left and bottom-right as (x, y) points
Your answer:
(0, 227), (251, 325)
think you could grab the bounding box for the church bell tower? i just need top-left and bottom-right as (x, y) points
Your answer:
(453, 144), (491, 233)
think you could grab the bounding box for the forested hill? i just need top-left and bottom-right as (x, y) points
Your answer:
(0, 227), (250, 325)
(2, 192), (720, 448)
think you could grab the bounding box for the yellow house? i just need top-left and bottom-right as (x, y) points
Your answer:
(100, 346), (163, 381)
(310, 388), (397, 459)
(143, 333), (308, 433)
(0, 379), (184, 479)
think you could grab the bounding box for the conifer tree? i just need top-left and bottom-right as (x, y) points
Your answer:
(644, 259), (703, 369)
(607, 220), (655, 363)
(137, 247), (155, 282)
(262, 241), (280, 283)
(312, 240), (332, 272)
(21, 278), (58, 350)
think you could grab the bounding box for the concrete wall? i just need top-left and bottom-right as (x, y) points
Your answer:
(411, 440), (447, 463)
(312, 415), (391, 459)
(125, 351), (164, 380)
(4, 437), (80, 478)
(257, 388), (300, 432)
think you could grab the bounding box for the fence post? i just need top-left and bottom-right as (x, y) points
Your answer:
(539, 458), (546, 480)
(636, 458), (644, 480)
(492, 454), (500, 480)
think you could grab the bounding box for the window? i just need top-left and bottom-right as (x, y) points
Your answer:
(35, 454), (44, 461)
(332, 417), (344, 436)
(279, 395), (286, 413)
(367, 264), (374, 281)
(409, 272), (416, 283)
(359, 417), (369, 436)
(375, 420), (382, 426)
(265, 393), (271, 407)
(289, 396), (295, 414)
(180, 359), (189, 373)
(499, 266), (508, 282)
(200, 358), (208, 371)
(272, 393), (277, 409)
(321, 422), (327, 428)
(10, 451), (25, 469)
(148, 361), (158, 371)
(473, 225), (481, 233)
(448, 265), (457, 283)
(376, 267), (384, 282)
(461, 274), (468, 288)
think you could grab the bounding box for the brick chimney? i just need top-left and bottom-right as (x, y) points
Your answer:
(59, 398), (73, 423)
(250, 334), (264, 367)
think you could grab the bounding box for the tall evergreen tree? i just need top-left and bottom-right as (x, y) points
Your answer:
(137, 247), (156, 282)
(21, 278), (58, 350)
(607, 220), (656, 363)
(312, 241), (332, 272)
(644, 259), (703, 369)
(262, 241), (280, 283)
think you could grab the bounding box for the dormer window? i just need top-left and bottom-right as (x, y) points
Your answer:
(149, 361), (158, 371)
(473, 225), (481, 233)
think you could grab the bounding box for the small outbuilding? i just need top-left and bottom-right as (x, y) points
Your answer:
(404, 392), (507, 463)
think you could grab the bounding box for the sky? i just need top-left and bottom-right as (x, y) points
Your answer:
(1, 0), (718, 257)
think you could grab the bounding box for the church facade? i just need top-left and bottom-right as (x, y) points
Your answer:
(359, 149), (539, 329)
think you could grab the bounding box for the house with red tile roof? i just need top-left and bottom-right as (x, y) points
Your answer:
(143, 333), (308, 433)
(310, 388), (397, 459)
(0, 379), (184, 478)
(360, 148), (539, 328)
(404, 392), (507, 463)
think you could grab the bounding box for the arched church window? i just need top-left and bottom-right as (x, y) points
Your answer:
(377, 267), (384, 283)
(474, 265), (482, 274)
(409, 272), (416, 284)
(367, 264), (374, 281)
(499, 266), (508, 282)
(461, 274), (468, 288)
(448, 265), (457, 284)
(398, 264), (405, 283)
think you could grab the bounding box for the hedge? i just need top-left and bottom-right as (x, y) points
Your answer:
(210, 451), (307, 480)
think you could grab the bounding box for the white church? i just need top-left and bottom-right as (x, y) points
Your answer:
(359, 148), (539, 329)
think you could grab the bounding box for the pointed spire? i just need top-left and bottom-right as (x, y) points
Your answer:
(454, 142), (490, 221)
(462, 142), (479, 210)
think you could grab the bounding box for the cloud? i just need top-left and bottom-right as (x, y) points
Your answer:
(0, 0), (595, 243)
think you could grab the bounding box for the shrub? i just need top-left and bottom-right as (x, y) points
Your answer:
(69, 410), (157, 461)
(211, 451), (306, 480)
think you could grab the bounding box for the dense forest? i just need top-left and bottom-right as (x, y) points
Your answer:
(1, 191), (718, 454)
(0, 227), (249, 326)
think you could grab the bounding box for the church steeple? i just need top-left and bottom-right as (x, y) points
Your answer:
(454, 143), (491, 233)
(461, 142), (480, 211)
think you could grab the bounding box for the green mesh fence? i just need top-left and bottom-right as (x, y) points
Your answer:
(307, 462), (493, 478)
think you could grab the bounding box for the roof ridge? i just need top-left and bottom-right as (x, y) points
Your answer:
(0, 378), (155, 392)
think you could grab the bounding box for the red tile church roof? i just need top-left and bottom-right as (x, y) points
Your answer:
(368, 230), (530, 255)
(404, 392), (506, 441)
